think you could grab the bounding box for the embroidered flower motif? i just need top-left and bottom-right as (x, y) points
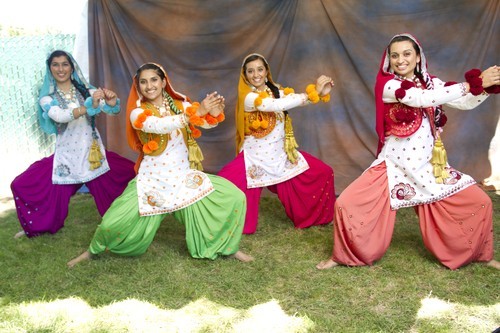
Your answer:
(442, 168), (462, 185)
(391, 183), (416, 200)
(54, 164), (71, 177)
(143, 190), (165, 207)
(185, 172), (206, 189)
(247, 165), (265, 179)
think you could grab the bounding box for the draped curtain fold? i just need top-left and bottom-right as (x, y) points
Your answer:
(88, 0), (499, 193)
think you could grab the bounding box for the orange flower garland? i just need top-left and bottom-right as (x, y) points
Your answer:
(133, 108), (153, 129)
(185, 101), (225, 130)
(132, 108), (159, 154)
(142, 139), (159, 154)
(254, 91), (269, 107)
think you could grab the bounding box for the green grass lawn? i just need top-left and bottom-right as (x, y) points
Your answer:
(0, 192), (499, 332)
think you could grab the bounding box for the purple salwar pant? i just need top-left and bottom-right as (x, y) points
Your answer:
(11, 151), (135, 237)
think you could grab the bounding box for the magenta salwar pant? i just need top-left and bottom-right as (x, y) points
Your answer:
(218, 151), (335, 234)
(332, 162), (494, 270)
(11, 151), (135, 237)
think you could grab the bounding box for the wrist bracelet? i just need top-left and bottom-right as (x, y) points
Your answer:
(464, 69), (484, 96)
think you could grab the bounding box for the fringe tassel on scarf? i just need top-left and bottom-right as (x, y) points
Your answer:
(284, 115), (299, 164)
(431, 135), (449, 184)
(88, 138), (103, 170)
(187, 136), (204, 171)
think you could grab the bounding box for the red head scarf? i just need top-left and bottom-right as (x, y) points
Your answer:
(374, 33), (431, 155)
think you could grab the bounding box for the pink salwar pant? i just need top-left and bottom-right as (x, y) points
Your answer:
(332, 162), (494, 270)
(218, 151), (335, 234)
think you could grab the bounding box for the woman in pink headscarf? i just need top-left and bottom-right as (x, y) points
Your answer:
(317, 33), (500, 270)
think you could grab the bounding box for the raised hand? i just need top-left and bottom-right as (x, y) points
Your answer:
(91, 88), (105, 108)
(480, 65), (500, 88)
(315, 75), (335, 97)
(102, 88), (118, 106)
(199, 91), (225, 117)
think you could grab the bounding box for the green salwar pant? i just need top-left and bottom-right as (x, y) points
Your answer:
(89, 175), (246, 260)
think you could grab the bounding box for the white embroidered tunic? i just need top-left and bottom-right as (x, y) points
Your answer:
(40, 91), (110, 185)
(242, 91), (310, 188)
(130, 103), (215, 216)
(371, 77), (489, 209)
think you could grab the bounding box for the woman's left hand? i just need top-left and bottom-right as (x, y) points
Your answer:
(102, 88), (118, 106)
(315, 75), (335, 96)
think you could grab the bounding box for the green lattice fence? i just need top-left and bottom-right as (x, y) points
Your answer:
(0, 34), (75, 196)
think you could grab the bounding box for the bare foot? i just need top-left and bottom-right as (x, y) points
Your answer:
(14, 231), (26, 239)
(67, 251), (92, 268)
(316, 258), (339, 270)
(231, 251), (254, 262)
(486, 260), (500, 270)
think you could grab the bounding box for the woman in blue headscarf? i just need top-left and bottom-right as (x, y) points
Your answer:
(11, 50), (135, 238)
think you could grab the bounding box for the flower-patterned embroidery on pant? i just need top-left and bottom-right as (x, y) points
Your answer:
(185, 172), (205, 189)
(247, 165), (265, 179)
(143, 190), (166, 207)
(391, 182), (416, 200)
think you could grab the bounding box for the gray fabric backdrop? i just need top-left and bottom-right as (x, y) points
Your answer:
(88, 0), (499, 194)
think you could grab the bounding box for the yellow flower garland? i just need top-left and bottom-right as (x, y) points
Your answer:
(306, 84), (330, 103)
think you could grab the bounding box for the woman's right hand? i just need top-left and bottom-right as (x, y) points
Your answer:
(315, 75), (335, 96)
(199, 91), (224, 117)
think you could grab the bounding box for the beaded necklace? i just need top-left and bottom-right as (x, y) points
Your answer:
(397, 74), (423, 89)
(152, 97), (172, 116)
(56, 85), (77, 104)
(253, 86), (274, 97)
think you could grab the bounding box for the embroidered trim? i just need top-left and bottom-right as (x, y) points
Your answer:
(247, 164), (310, 188)
(390, 179), (476, 210)
(139, 187), (215, 216)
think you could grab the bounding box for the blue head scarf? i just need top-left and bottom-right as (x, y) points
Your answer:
(38, 50), (95, 134)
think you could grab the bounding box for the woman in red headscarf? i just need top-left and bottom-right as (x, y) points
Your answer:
(317, 33), (500, 270)
(67, 63), (253, 267)
(218, 53), (336, 234)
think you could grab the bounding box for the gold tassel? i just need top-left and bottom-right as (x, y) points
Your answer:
(187, 137), (204, 171)
(284, 115), (299, 164)
(430, 136), (449, 184)
(88, 138), (103, 170)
